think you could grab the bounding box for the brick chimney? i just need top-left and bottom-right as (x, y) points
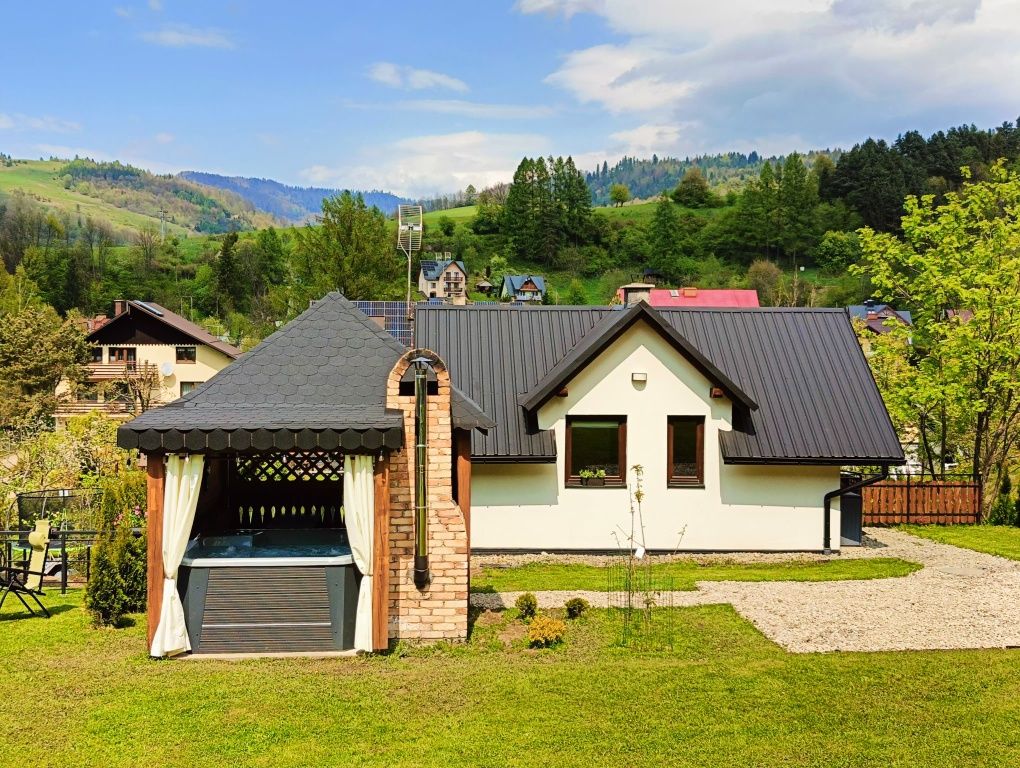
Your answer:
(621, 283), (655, 306)
(682, 286), (698, 298)
(113, 299), (128, 316)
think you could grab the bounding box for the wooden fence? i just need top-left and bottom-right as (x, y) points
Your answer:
(861, 475), (981, 525)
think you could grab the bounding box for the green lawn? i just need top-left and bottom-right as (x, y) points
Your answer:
(471, 557), (921, 593)
(900, 525), (1020, 561)
(2, 590), (1020, 766)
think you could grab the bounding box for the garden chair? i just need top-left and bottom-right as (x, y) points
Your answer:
(0, 519), (51, 618)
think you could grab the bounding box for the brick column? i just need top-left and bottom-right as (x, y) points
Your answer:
(385, 349), (469, 643)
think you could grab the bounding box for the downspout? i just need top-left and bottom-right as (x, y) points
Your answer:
(412, 357), (431, 588)
(823, 466), (889, 554)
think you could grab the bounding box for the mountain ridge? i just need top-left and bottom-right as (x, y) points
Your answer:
(178, 171), (412, 222)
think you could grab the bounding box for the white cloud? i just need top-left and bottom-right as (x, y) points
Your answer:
(141, 24), (235, 49)
(299, 130), (546, 197)
(148, 0), (163, 10)
(114, 6), (132, 18)
(0, 113), (81, 133)
(380, 99), (554, 119)
(524, 0), (1020, 154)
(154, 132), (175, 144)
(367, 62), (468, 93)
(35, 143), (181, 174)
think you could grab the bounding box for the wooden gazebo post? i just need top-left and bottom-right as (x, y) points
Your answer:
(372, 455), (391, 651)
(145, 455), (165, 647)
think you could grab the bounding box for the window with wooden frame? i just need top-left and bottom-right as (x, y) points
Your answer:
(176, 346), (197, 363)
(108, 347), (136, 368)
(667, 416), (705, 487)
(565, 416), (626, 487)
(90, 346), (103, 363)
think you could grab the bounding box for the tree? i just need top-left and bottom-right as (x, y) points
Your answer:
(647, 196), (698, 284)
(855, 162), (1020, 507)
(747, 259), (782, 306)
(291, 191), (400, 305)
(214, 231), (246, 313)
(777, 152), (818, 260)
(463, 184), (478, 205)
(815, 230), (861, 273)
(0, 270), (90, 426)
(671, 167), (715, 208)
(436, 215), (456, 237)
(610, 183), (631, 207)
(566, 279), (588, 305)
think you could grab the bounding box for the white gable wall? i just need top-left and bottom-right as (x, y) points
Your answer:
(470, 322), (841, 551)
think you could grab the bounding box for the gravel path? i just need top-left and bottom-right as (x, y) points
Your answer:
(470, 528), (1020, 653)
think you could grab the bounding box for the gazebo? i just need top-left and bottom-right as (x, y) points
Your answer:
(117, 293), (492, 657)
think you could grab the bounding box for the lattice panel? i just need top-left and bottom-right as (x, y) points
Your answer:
(235, 451), (343, 482)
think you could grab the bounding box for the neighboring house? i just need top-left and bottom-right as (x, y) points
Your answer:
(501, 274), (546, 302)
(418, 258), (467, 299)
(56, 299), (240, 425)
(847, 299), (912, 334)
(417, 300), (903, 552)
(617, 284), (760, 308)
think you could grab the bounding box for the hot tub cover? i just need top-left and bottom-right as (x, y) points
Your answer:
(117, 293), (422, 453)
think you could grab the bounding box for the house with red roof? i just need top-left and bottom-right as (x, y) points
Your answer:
(617, 284), (760, 308)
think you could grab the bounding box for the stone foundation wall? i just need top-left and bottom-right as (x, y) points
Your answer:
(385, 350), (469, 642)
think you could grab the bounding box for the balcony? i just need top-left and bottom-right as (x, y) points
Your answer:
(86, 362), (159, 380)
(53, 400), (134, 419)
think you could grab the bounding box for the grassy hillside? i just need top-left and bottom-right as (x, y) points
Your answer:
(0, 160), (193, 237)
(0, 158), (276, 238)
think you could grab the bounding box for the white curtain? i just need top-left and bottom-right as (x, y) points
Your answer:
(151, 454), (204, 658)
(344, 454), (376, 652)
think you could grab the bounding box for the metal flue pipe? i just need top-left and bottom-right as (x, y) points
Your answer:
(412, 356), (431, 589)
(823, 467), (889, 553)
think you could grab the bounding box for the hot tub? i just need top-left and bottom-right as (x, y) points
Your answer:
(178, 530), (359, 654)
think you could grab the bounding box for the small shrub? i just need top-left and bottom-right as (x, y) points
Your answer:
(114, 523), (147, 612)
(515, 592), (538, 621)
(85, 536), (128, 627)
(528, 615), (566, 648)
(565, 597), (590, 619)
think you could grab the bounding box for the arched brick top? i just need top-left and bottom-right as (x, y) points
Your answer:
(387, 348), (451, 392)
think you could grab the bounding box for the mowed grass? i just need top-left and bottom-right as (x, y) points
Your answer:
(900, 524), (1020, 561)
(0, 160), (192, 235)
(3, 590), (1020, 767)
(471, 557), (921, 593)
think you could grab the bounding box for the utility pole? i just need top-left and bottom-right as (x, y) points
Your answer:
(157, 207), (168, 242)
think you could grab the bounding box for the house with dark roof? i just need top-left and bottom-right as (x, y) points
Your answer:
(501, 274), (546, 302)
(115, 292), (903, 656)
(847, 300), (912, 334)
(56, 299), (240, 424)
(417, 257), (467, 299)
(417, 300), (903, 552)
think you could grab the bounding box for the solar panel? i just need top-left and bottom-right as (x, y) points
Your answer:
(352, 301), (414, 347)
(134, 300), (164, 316)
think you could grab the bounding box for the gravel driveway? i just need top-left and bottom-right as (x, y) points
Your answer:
(470, 528), (1020, 653)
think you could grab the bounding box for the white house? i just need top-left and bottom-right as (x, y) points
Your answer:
(418, 258), (467, 299)
(416, 301), (904, 552)
(56, 300), (240, 424)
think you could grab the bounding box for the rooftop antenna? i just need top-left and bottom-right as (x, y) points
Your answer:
(397, 204), (423, 320)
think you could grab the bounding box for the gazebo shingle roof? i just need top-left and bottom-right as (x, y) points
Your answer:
(118, 293), (441, 453)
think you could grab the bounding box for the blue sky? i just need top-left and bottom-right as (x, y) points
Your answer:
(1, 1), (1018, 197)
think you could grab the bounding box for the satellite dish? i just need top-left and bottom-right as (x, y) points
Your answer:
(159, 361), (175, 377)
(397, 204), (424, 318)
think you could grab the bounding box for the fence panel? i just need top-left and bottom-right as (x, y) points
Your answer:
(861, 477), (981, 525)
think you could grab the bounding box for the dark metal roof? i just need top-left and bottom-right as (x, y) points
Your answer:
(416, 304), (904, 465)
(659, 308), (904, 464)
(415, 304), (615, 461)
(118, 293), (406, 453)
(90, 301), (242, 359)
(502, 275), (547, 294)
(520, 302), (757, 413)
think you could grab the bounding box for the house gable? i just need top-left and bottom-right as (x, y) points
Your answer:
(90, 308), (199, 346)
(520, 303), (756, 415)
